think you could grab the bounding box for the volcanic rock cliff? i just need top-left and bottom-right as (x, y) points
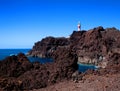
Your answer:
(28, 37), (70, 58)
(0, 26), (120, 91)
(28, 26), (120, 67)
(0, 50), (78, 90)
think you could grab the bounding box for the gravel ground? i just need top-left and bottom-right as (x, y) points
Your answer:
(31, 74), (120, 91)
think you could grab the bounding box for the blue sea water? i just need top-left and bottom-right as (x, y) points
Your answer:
(0, 49), (30, 60)
(0, 49), (97, 72)
(28, 57), (53, 64)
(78, 63), (98, 72)
(0, 49), (53, 64)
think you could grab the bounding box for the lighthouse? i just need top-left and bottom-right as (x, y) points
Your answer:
(77, 22), (81, 31)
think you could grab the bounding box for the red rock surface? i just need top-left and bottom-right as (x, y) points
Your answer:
(0, 48), (78, 90)
(28, 37), (70, 58)
(0, 26), (120, 91)
(33, 74), (120, 91)
(28, 26), (120, 66)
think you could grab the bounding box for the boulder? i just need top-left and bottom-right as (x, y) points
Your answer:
(0, 53), (33, 77)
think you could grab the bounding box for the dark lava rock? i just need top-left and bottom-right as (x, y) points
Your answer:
(0, 53), (33, 90)
(0, 53), (33, 77)
(71, 26), (105, 58)
(0, 26), (120, 90)
(49, 46), (78, 84)
(70, 26), (120, 65)
(83, 52), (120, 76)
(28, 26), (120, 65)
(28, 37), (70, 58)
(0, 49), (78, 90)
(17, 47), (78, 90)
(98, 53), (120, 75)
(0, 77), (23, 91)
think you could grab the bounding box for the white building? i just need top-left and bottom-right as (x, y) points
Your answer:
(77, 22), (81, 31)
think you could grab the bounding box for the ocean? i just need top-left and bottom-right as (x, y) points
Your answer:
(0, 49), (30, 60)
(0, 49), (97, 72)
(0, 49), (53, 64)
(78, 63), (98, 73)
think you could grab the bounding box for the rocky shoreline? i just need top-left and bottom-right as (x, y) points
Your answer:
(0, 50), (78, 90)
(28, 26), (120, 68)
(0, 26), (120, 91)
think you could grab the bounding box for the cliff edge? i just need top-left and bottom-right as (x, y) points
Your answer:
(28, 26), (120, 67)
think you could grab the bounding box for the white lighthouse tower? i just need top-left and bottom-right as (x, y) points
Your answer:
(77, 22), (81, 31)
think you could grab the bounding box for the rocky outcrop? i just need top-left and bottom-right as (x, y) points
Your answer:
(70, 27), (120, 66)
(35, 52), (120, 91)
(0, 53), (33, 90)
(28, 37), (70, 58)
(97, 52), (120, 75)
(0, 26), (120, 90)
(50, 46), (78, 81)
(28, 26), (120, 67)
(17, 47), (78, 90)
(0, 53), (33, 77)
(81, 52), (120, 76)
(0, 77), (23, 91)
(0, 49), (78, 90)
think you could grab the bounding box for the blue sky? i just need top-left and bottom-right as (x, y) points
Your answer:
(0, 0), (120, 48)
